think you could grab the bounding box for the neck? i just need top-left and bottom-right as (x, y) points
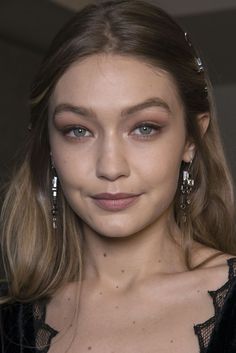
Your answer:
(81, 212), (187, 290)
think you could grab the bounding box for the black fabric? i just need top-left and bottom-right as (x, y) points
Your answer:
(0, 282), (58, 353)
(206, 277), (236, 353)
(194, 257), (236, 352)
(0, 301), (37, 353)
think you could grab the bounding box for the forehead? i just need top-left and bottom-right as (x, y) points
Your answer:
(50, 54), (183, 117)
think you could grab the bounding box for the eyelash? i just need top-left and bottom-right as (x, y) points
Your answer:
(61, 122), (162, 140)
(63, 126), (92, 139)
(131, 123), (162, 139)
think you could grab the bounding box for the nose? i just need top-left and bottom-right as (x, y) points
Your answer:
(95, 135), (130, 181)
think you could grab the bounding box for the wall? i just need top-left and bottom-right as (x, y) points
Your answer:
(214, 84), (236, 179)
(0, 38), (42, 183)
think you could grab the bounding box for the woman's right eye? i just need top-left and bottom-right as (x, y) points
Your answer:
(63, 126), (92, 139)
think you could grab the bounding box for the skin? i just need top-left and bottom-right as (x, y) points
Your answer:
(49, 53), (195, 279)
(47, 54), (232, 353)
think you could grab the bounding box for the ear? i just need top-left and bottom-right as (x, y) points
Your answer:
(182, 140), (196, 163)
(197, 112), (210, 137)
(182, 112), (210, 163)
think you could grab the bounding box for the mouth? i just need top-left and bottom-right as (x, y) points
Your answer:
(91, 193), (141, 211)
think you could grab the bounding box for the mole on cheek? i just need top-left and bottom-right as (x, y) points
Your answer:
(88, 346), (92, 350)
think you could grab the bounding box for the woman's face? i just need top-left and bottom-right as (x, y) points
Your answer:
(49, 54), (194, 238)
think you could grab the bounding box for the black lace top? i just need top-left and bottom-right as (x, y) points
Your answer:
(1, 257), (236, 353)
(194, 257), (236, 352)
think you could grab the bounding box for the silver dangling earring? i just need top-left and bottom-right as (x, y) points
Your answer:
(51, 174), (58, 229)
(180, 160), (194, 222)
(50, 154), (58, 229)
(50, 152), (58, 229)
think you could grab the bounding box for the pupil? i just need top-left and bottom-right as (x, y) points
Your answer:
(75, 128), (86, 137)
(141, 126), (151, 134)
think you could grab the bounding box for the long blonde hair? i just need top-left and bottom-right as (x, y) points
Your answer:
(1, 0), (235, 303)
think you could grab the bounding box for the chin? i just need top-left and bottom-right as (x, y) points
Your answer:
(82, 217), (150, 239)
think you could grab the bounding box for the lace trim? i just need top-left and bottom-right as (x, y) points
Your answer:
(193, 257), (236, 353)
(33, 300), (58, 353)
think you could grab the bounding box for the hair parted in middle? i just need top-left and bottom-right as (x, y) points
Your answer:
(1, 0), (235, 302)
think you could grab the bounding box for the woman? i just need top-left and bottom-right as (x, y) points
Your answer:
(0, 0), (236, 352)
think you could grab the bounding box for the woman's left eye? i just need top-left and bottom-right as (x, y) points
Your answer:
(131, 123), (161, 138)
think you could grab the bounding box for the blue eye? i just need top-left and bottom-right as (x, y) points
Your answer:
(64, 126), (92, 138)
(73, 127), (89, 137)
(137, 125), (153, 134)
(132, 123), (161, 137)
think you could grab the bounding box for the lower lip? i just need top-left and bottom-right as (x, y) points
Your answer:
(92, 195), (141, 211)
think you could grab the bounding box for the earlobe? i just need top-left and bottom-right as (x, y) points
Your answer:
(182, 142), (196, 163)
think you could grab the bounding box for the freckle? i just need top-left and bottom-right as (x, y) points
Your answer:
(197, 290), (200, 293)
(170, 339), (174, 343)
(99, 292), (103, 295)
(103, 253), (107, 257)
(132, 321), (136, 324)
(158, 259), (162, 263)
(116, 285), (119, 289)
(121, 269), (125, 273)
(88, 346), (92, 350)
(67, 297), (71, 301)
(115, 305), (119, 309)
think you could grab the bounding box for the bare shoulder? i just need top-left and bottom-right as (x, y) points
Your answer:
(191, 240), (235, 268)
(190, 241), (236, 290)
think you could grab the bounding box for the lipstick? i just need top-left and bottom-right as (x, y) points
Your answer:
(91, 193), (141, 211)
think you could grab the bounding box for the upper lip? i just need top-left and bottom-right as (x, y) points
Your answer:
(92, 193), (140, 200)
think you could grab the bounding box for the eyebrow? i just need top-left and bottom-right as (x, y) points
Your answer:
(53, 97), (171, 121)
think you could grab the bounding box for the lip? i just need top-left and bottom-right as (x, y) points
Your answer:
(92, 193), (139, 200)
(91, 193), (141, 211)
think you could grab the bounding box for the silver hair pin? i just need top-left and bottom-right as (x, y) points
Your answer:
(184, 32), (192, 47)
(195, 57), (204, 73)
(184, 32), (205, 74)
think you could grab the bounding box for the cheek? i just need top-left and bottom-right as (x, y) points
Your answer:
(137, 139), (184, 185)
(56, 160), (86, 186)
(50, 145), (90, 193)
(141, 156), (181, 197)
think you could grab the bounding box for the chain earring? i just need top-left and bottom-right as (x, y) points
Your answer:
(51, 174), (58, 229)
(50, 154), (58, 230)
(180, 160), (194, 222)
